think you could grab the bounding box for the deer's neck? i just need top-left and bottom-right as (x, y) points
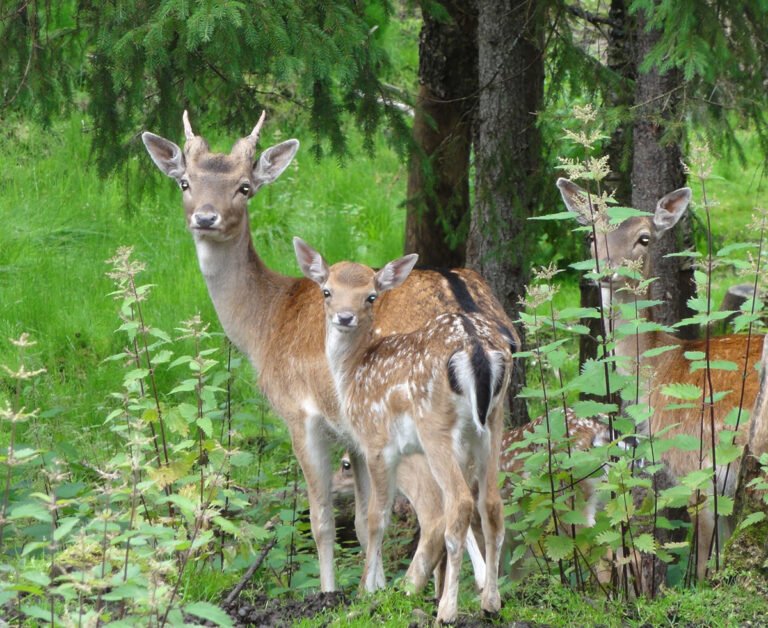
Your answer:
(603, 285), (682, 377)
(324, 327), (371, 411)
(193, 222), (288, 372)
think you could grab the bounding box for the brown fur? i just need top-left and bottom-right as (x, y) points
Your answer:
(142, 118), (518, 596)
(557, 178), (765, 580)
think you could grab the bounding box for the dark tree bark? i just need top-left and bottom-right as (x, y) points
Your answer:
(631, 6), (697, 339)
(467, 0), (545, 427)
(404, 1), (478, 267)
(581, 0), (637, 369)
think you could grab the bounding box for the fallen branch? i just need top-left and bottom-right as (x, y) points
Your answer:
(224, 535), (278, 606)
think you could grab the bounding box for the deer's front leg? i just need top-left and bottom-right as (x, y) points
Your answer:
(348, 449), (386, 587)
(361, 453), (396, 592)
(290, 414), (337, 592)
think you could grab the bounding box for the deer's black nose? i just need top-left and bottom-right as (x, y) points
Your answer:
(336, 313), (356, 327)
(194, 212), (217, 229)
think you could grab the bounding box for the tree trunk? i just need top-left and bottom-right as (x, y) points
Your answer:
(581, 0), (636, 368)
(468, 0), (544, 427)
(631, 6), (697, 339)
(404, 1), (477, 267)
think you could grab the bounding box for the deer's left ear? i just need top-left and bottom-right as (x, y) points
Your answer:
(654, 187), (691, 232)
(293, 237), (329, 285)
(375, 254), (418, 293)
(253, 140), (300, 190)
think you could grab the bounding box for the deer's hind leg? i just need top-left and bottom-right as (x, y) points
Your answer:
(419, 424), (474, 624)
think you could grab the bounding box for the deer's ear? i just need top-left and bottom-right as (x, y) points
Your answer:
(654, 187), (691, 232)
(253, 140), (300, 189)
(375, 254), (418, 293)
(142, 132), (186, 180)
(556, 178), (592, 225)
(293, 237), (329, 285)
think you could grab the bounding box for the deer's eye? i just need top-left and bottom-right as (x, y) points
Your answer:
(366, 294), (377, 304)
(585, 232), (595, 244)
(341, 460), (351, 471)
(638, 234), (650, 246)
(238, 183), (251, 196)
(180, 180), (190, 191)
(322, 289), (331, 298)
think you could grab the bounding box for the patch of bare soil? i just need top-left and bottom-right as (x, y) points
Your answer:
(220, 591), (348, 627)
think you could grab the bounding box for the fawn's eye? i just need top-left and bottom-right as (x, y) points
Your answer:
(341, 460), (351, 471)
(638, 234), (650, 246)
(238, 183), (250, 196)
(585, 232), (595, 244)
(366, 294), (377, 304)
(322, 289), (331, 298)
(180, 180), (190, 191)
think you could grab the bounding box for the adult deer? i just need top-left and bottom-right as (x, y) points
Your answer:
(556, 178), (764, 580)
(294, 238), (511, 622)
(141, 112), (517, 594)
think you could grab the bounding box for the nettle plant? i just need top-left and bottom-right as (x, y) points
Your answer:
(0, 247), (319, 625)
(508, 104), (767, 598)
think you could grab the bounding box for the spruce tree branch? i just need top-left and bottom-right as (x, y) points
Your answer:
(565, 4), (620, 28)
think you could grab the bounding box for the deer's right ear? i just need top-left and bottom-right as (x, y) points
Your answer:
(293, 237), (329, 285)
(375, 254), (418, 293)
(253, 140), (300, 190)
(556, 178), (591, 226)
(142, 132), (186, 180)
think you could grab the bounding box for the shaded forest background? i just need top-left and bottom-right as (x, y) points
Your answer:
(4, 0), (768, 425)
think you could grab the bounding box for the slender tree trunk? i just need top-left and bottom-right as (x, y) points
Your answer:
(468, 0), (544, 427)
(404, 1), (477, 267)
(581, 0), (637, 369)
(631, 6), (696, 339)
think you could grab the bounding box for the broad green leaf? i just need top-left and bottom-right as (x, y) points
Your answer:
(671, 433), (703, 452)
(710, 495), (734, 517)
(184, 601), (234, 627)
(715, 442), (743, 465)
(124, 368), (149, 382)
(558, 306), (601, 319)
(595, 530), (621, 546)
(661, 383), (702, 400)
(53, 516), (79, 542)
(607, 206), (652, 222)
(571, 400), (617, 418)
(531, 211), (575, 221)
(684, 351), (706, 360)
(642, 344), (679, 359)
(230, 451), (254, 467)
(544, 534), (575, 561)
(560, 510), (589, 526)
(717, 242), (755, 256)
(9, 502), (51, 523)
(737, 511), (766, 532)
(681, 469), (711, 490)
(690, 360), (738, 372)
(197, 416), (213, 438)
(634, 533), (657, 555)
(724, 407), (749, 427)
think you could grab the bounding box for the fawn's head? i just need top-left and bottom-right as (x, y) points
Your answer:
(292, 237), (418, 335)
(556, 178), (691, 291)
(142, 111), (299, 242)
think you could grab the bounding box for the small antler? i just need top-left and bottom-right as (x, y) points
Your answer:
(182, 110), (195, 141)
(247, 110), (267, 146)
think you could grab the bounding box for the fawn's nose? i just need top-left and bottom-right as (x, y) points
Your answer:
(335, 312), (357, 328)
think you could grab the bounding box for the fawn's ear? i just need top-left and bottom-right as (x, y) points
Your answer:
(142, 132), (186, 181)
(654, 187), (691, 233)
(374, 254), (418, 293)
(555, 178), (592, 226)
(293, 237), (329, 285)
